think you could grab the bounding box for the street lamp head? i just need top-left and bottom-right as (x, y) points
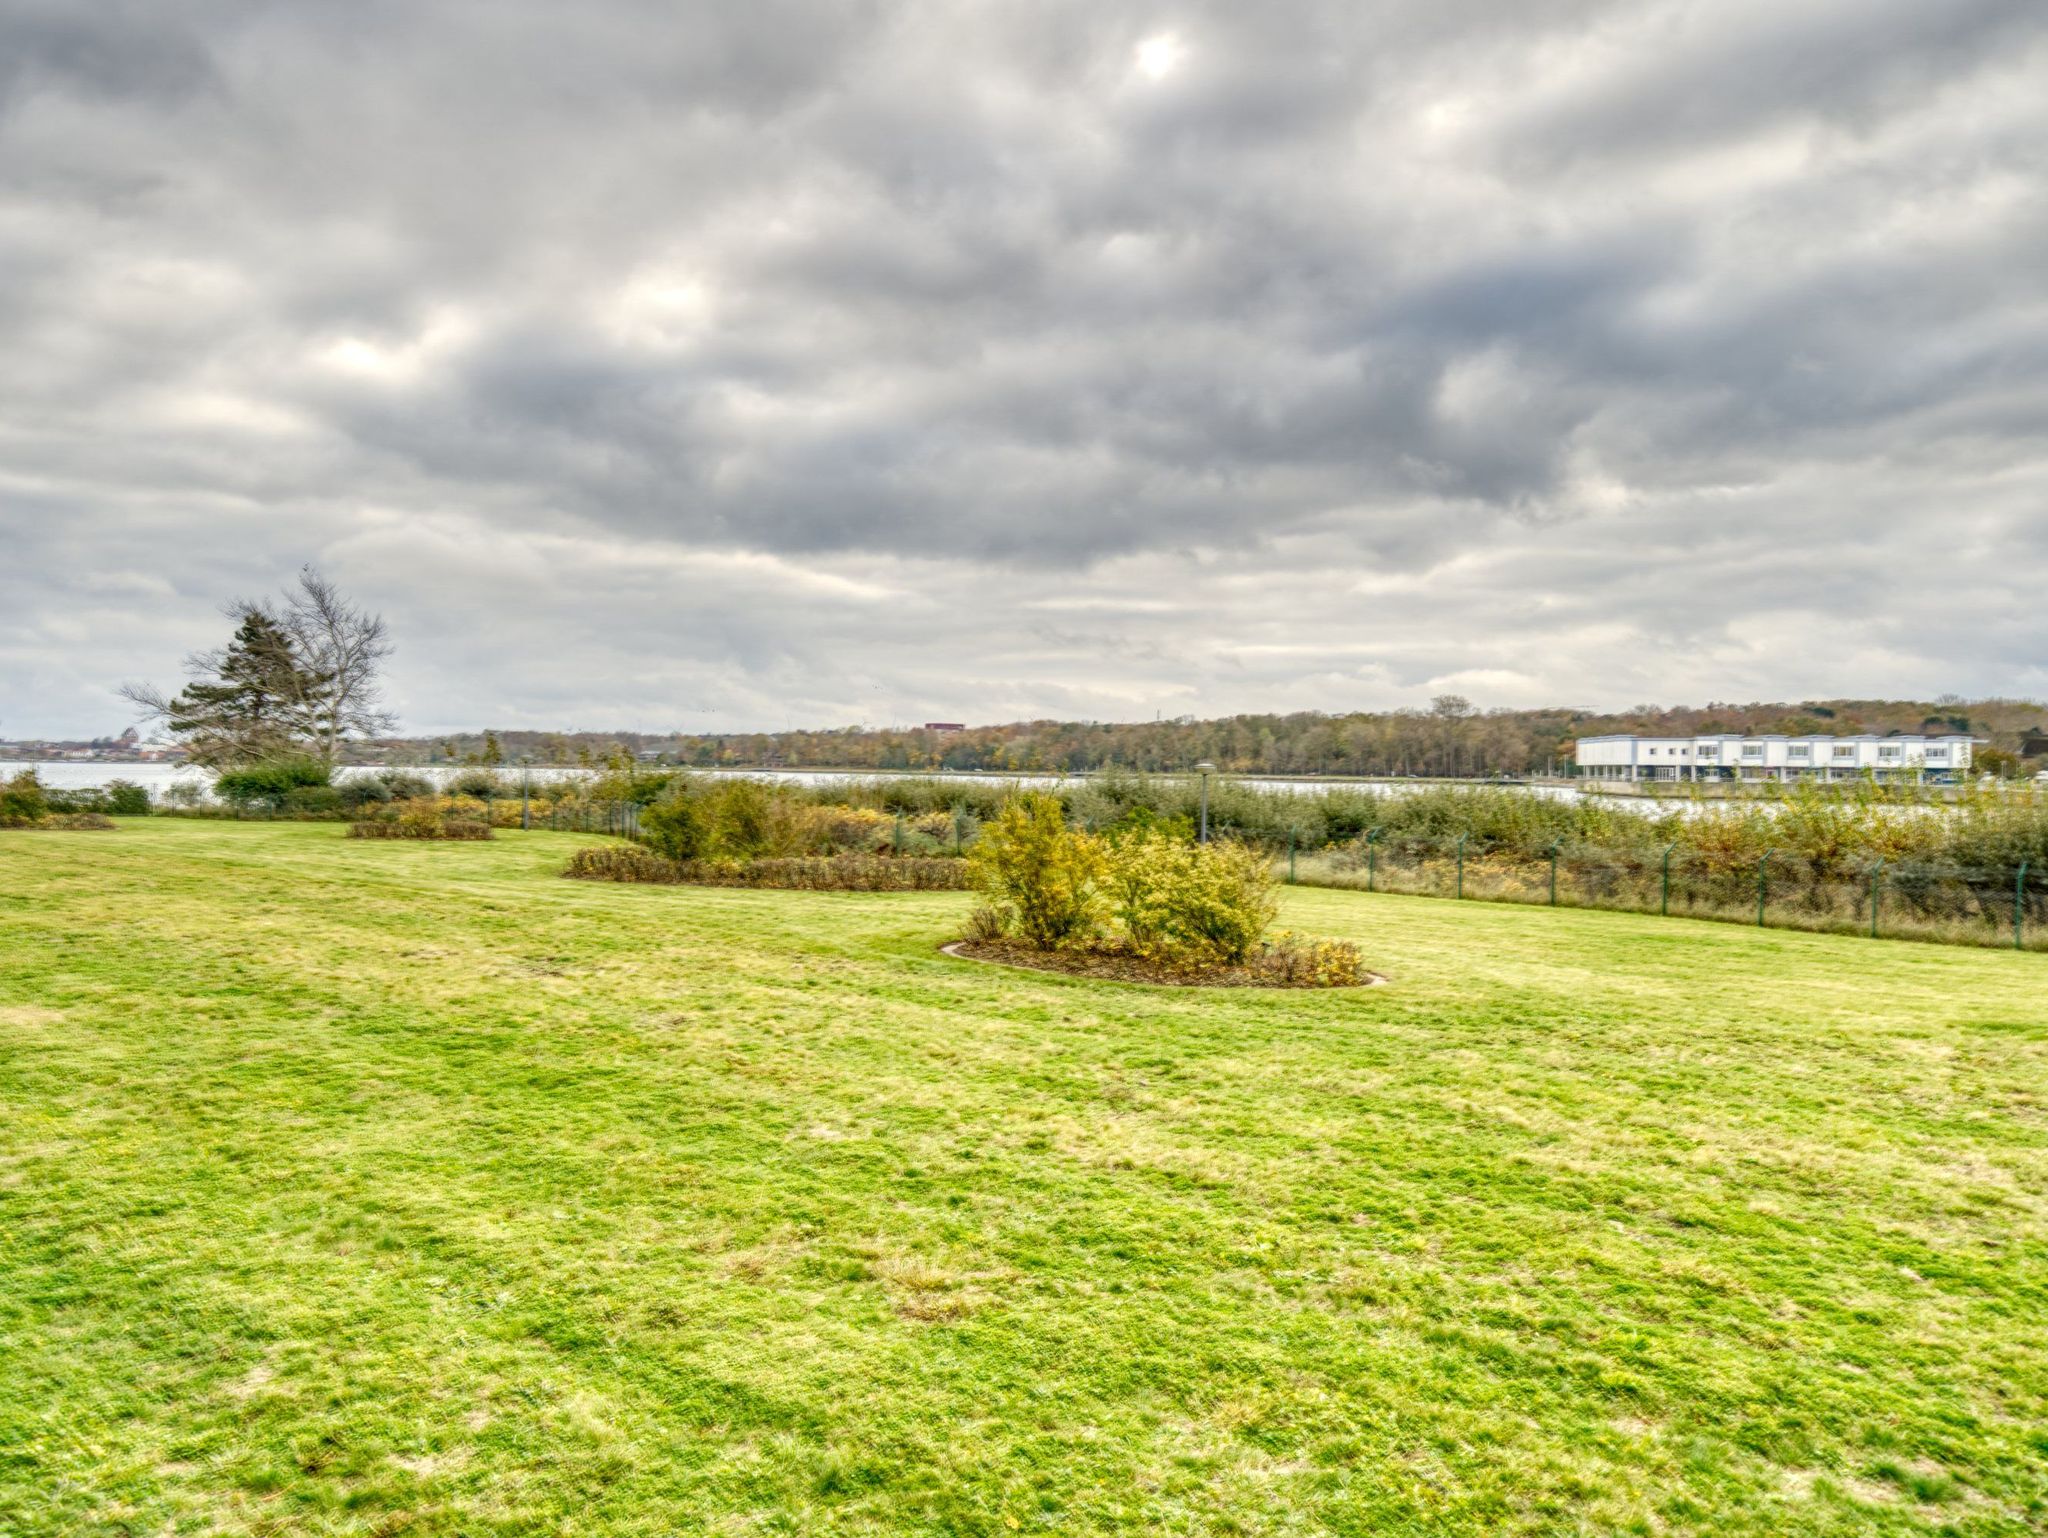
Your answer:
(1195, 761), (1216, 774)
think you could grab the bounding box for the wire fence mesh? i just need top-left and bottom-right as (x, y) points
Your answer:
(1287, 834), (2048, 952)
(426, 790), (647, 836)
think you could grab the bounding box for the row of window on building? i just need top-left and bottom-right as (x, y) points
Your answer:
(1572, 734), (1976, 782)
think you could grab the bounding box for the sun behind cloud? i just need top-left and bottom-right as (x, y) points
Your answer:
(1133, 33), (1183, 81)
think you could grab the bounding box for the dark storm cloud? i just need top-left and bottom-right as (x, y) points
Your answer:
(3, 0), (2045, 736)
(1495, 0), (2042, 162)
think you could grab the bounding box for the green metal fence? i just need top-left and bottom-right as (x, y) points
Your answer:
(1291, 835), (2048, 953)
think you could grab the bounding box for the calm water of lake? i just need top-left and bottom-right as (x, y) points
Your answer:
(4, 760), (1590, 802)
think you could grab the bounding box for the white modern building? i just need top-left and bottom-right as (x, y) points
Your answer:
(1574, 733), (1977, 783)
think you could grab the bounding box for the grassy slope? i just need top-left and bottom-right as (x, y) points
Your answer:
(1, 823), (2044, 1537)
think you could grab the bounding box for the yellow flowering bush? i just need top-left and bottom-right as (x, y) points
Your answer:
(1100, 827), (1191, 958)
(1154, 838), (1280, 967)
(966, 794), (1106, 949)
(970, 797), (1288, 967)
(1099, 826), (1280, 966)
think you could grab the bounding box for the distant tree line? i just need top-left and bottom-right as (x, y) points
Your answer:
(379, 694), (2047, 778)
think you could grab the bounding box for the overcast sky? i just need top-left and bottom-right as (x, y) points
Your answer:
(4, 0), (2045, 739)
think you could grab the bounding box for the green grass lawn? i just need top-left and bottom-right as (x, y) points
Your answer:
(2, 821), (2044, 1536)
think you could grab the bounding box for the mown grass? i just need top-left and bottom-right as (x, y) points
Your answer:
(1, 821), (2044, 1536)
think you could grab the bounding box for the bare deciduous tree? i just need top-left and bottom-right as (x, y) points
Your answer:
(276, 567), (396, 765)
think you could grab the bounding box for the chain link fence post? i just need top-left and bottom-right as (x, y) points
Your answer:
(1757, 849), (1772, 927)
(1455, 833), (1468, 900)
(1549, 840), (1560, 906)
(1870, 859), (1885, 940)
(1366, 829), (1380, 893)
(2019, 861), (2031, 951)
(1661, 842), (1677, 917)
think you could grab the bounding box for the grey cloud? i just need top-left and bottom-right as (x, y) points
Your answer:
(2, 0), (2045, 737)
(1498, 0), (2044, 164)
(0, 1), (218, 113)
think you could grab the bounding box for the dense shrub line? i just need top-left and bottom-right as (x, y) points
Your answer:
(588, 766), (2048, 885)
(48, 780), (151, 816)
(3, 770), (148, 825)
(634, 776), (970, 861)
(1057, 773), (2048, 879)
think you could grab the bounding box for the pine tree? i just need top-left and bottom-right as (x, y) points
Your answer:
(162, 611), (317, 768)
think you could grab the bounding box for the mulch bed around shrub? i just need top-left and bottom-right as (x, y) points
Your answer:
(942, 939), (1384, 989)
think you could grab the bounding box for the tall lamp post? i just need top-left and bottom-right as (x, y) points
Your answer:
(1196, 761), (1216, 843)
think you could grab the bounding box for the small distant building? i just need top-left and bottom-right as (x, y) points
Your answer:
(1574, 733), (1977, 783)
(923, 722), (965, 734)
(2021, 730), (2048, 761)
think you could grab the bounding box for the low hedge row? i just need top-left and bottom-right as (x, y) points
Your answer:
(566, 845), (969, 891)
(347, 817), (492, 841)
(0, 812), (116, 832)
